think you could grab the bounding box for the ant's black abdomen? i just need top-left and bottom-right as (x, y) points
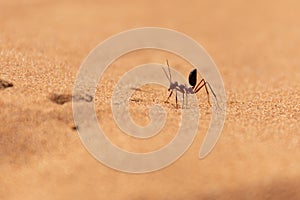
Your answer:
(188, 69), (197, 87)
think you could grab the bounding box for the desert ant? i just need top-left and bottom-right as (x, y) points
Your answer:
(162, 60), (217, 109)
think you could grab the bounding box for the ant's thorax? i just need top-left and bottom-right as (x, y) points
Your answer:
(169, 81), (194, 94)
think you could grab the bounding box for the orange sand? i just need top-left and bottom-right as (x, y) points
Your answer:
(0, 0), (300, 199)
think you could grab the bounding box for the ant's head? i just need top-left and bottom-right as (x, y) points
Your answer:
(168, 81), (178, 91)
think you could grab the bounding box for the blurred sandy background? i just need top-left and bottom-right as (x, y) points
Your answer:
(0, 0), (300, 199)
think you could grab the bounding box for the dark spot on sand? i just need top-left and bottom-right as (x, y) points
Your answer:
(130, 87), (150, 93)
(130, 87), (143, 92)
(72, 125), (78, 131)
(0, 79), (13, 90)
(130, 98), (143, 102)
(49, 93), (72, 105)
(49, 93), (93, 105)
(73, 93), (93, 103)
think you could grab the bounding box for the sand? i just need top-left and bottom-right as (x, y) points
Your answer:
(0, 0), (300, 199)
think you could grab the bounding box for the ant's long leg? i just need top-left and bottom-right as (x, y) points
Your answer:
(185, 92), (188, 108)
(204, 83), (210, 106)
(165, 90), (173, 103)
(206, 82), (220, 109)
(194, 79), (205, 92)
(206, 82), (217, 100)
(175, 90), (178, 109)
(182, 92), (185, 109)
(194, 79), (211, 106)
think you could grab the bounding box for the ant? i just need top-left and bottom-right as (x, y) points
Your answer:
(162, 60), (217, 109)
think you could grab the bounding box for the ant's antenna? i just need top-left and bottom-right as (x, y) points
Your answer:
(166, 59), (172, 82)
(162, 59), (173, 83)
(162, 66), (171, 83)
